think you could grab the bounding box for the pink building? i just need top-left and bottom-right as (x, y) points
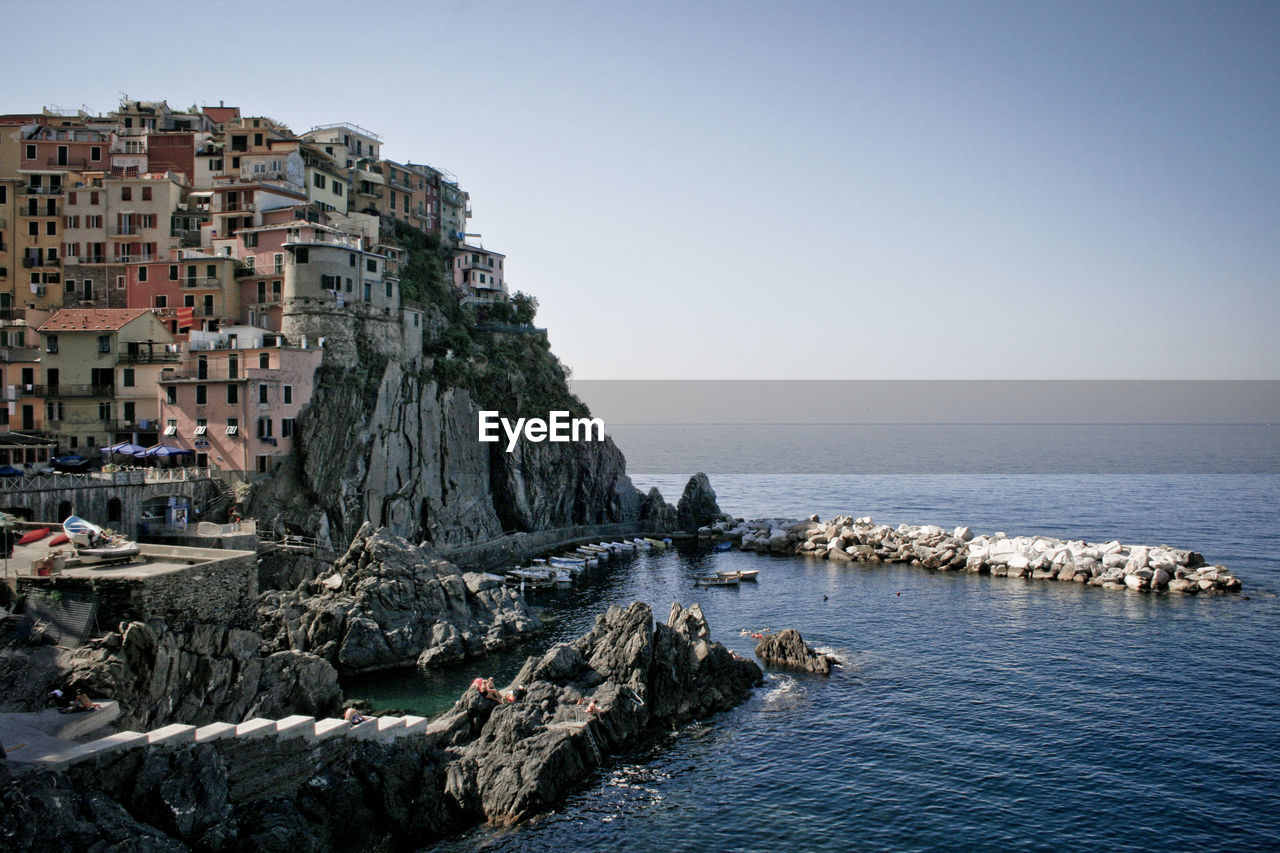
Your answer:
(155, 325), (322, 478)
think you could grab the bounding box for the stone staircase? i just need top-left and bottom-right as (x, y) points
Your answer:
(18, 712), (439, 774)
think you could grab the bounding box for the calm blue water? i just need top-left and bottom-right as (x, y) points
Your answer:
(370, 425), (1280, 851)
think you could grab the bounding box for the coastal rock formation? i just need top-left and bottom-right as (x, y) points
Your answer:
(0, 602), (762, 848)
(250, 358), (642, 553)
(677, 472), (725, 531)
(60, 620), (341, 731)
(258, 524), (542, 674)
(711, 514), (1244, 594)
(639, 486), (679, 532)
(755, 629), (838, 675)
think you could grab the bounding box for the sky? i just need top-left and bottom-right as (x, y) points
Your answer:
(5, 0), (1278, 380)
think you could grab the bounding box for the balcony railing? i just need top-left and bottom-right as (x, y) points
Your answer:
(30, 384), (115, 397)
(109, 225), (157, 237)
(0, 466), (214, 494)
(47, 157), (88, 169)
(19, 185), (64, 195)
(179, 276), (221, 288)
(113, 254), (155, 264)
(117, 348), (182, 364)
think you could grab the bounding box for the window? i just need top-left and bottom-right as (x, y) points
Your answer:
(283, 385), (293, 405)
(122, 368), (135, 387)
(349, 253), (356, 267)
(274, 253), (284, 273)
(138, 266), (147, 282)
(98, 401), (112, 421)
(334, 182), (343, 197)
(386, 280), (393, 299)
(257, 417), (273, 438)
(195, 385), (207, 405)
(90, 146), (101, 162)
(366, 258), (377, 273)
(243, 232), (258, 248)
(282, 418), (295, 438)
(90, 191), (99, 205)
(258, 384), (268, 404)
(65, 279), (76, 294)
(45, 221), (56, 236)
(254, 133), (263, 147)
(226, 419), (239, 436)
(256, 455), (270, 473)
(169, 264), (178, 280)
(166, 386), (177, 405)
(121, 187), (132, 201)
(227, 384), (238, 404)
(164, 419), (177, 435)
(259, 352), (270, 369)
(25, 144), (35, 160)
(68, 192), (77, 205)
(313, 173), (326, 189)
(87, 215), (102, 228)
(154, 294), (167, 309)
(141, 186), (152, 201)
(123, 401), (135, 422)
(194, 418), (208, 436)
(294, 248), (308, 264)
(28, 222), (38, 237)
(45, 335), (59, 354)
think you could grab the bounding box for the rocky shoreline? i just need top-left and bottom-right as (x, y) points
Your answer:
(710, 514), (1244, 594)
(0, 601), (760, 849)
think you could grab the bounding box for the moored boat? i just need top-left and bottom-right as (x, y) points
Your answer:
(62, 515), (140, 565)
(643, 537), (667, 550)
(716, 569), (759, 582)
(694, 574), (740, 587)
(712, 541), (733, 553)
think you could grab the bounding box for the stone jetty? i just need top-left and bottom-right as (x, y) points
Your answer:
(704, 515), (1243, 594)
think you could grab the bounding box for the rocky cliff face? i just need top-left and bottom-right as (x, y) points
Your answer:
(251, 356), (641, 554)
(258, 524), (542, 675)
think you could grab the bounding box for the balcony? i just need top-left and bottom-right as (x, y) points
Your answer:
(178, 276), (222, 289)
(0, 348), (40, 363)
(117, 347), (181, 364)
(47, 157), (88, 169)
(31, 384), (115, 398)
(108, 225), (156, 237)
(113, 254), (155, 264)
(19, 185), (64, 196)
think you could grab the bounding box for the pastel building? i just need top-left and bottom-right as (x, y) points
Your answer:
(156, 325), (322, 477)
(452, 244), (508, 305)
(36, 308), (175, 451)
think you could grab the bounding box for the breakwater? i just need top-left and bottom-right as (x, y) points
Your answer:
(708, 515), (1244, 593)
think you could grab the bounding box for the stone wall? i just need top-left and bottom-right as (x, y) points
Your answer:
(0, 476), (219, 540)
(18, 547), (258, 629)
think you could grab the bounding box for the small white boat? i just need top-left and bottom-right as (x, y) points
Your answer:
(609, 541), (636, 552)
(695, 574), (740, 587)
(716, 569), (760, 582)
(644, 537), (668, 550)
(632, 538), (652, 550)
(63, 515), (140, 565)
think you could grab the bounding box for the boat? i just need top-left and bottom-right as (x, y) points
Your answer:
(632, 538), (652, 550)
(581, 544), (611, 557)
(506, 567), (572, 588)
(643, 537), (668, 550)
(716, 569), (759, 582)
(609, 541), (636, 552)
(62, 515), (140, 565)
(712, 541), (732, 553)
(694, 574), (740, 587)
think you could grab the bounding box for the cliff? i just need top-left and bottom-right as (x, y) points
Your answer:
(248, 231), (648, 554)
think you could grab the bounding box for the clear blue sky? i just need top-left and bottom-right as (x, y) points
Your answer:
(7, 0), (1278, 379)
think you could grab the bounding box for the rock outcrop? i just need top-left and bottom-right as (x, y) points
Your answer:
(677, 472), (724, 531)
(0, 602), (762, 848)
(258, 524), (542, 674)
(639, 486), (679, 532)
(60, 620), (341, 731)
(755, 629), (838, 675)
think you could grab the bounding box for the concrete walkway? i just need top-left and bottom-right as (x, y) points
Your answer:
(0, 701), (120, 763)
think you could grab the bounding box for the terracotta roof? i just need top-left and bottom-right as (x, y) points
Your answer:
(202, 106), (240, 123)
(38, 308), (152, 333)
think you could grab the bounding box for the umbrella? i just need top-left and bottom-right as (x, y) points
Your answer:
(102, 442), (147, 456)
(135, 445), (194, 458)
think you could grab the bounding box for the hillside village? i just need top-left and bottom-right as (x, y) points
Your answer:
(0, 99), (512, 483)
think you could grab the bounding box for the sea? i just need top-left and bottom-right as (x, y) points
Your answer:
(347, 424), (1280, 852)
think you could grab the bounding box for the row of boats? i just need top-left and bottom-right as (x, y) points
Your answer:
(503, 536), (760, 589)
(505, 537), (674, 588)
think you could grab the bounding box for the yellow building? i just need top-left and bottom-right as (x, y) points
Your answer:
(36, 308), (174, 451)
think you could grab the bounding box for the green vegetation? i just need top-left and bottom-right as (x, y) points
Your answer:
(382, 223), (591, 420)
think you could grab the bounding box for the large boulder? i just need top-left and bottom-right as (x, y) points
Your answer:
(676, 473), (723, 531)
(754, 629), (838, 675)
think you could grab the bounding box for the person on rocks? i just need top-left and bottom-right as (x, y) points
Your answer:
(59, 689), (99, 713)
(503, 686), (527, 703)
(472, 677), (505, 702)
(343, 707), (368, 725)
